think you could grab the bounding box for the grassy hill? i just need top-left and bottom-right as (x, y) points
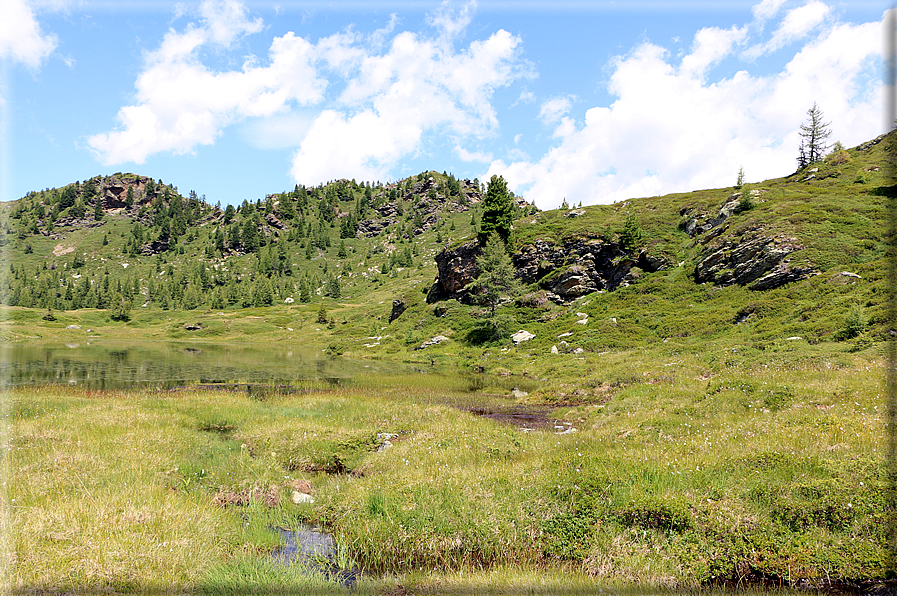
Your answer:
(3, 131), (896, 591)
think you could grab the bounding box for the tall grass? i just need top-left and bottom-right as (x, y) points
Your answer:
(7, 347), (889, 592)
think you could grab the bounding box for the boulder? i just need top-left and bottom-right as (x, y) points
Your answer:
(429, 241), (481, 302)
(511, 330), (535, 345)
(388, 299), (406, 323)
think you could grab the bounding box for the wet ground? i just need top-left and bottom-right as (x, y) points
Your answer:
(271, 525), (360, 588)
(465, 404), (574, 432)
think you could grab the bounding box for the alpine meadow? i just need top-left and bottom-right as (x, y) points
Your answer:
(1, 117), (895, 594)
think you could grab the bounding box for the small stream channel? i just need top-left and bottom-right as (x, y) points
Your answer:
(271, 525), (360, 588)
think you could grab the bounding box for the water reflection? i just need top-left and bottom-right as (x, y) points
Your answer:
(2, 341), (414, 390)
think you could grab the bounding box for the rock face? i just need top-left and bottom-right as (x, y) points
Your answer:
(694, 230), (815, 289)
(429, 236), (668, 303)
(681, 192), (757, 238)
(388, 299), (406, 323)
(430, 241), (482, 302)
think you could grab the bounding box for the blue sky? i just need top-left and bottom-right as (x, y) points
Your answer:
(0, 0), (890, 209)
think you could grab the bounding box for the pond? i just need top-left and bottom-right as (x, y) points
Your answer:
(1, 340), (421, 390)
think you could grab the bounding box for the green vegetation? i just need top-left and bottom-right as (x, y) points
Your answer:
(2, 131), (896, 592)
(478, 174), (515, 245)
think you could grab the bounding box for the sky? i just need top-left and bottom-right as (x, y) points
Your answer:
(0, 0), (891, 209)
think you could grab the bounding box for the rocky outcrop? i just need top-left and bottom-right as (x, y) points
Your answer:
(694, 230), (815, 289)
(429, 236), (668, 303)
(388, 299), (406, 323)
(681, 192), (757, 238)
(430, 241), (482, 302)
(357, 219), (390, 237)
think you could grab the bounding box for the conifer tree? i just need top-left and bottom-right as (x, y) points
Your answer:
(797, 102), (831, 168)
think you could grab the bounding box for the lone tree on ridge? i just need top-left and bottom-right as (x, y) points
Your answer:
(797, 102), (831, 169)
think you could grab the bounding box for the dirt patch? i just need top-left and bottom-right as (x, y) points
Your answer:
(213, 485), (280, 508)
(52, 244), (74, 257)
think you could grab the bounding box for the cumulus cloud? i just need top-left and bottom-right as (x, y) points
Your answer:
(539, 96), (573, 124)
(288, 14), (529, 184)
(89, 0), (527, 181)
(88, 4), (326, 165)
(745, 0), (831, 57)
(0, 0), (58, 70)
(752, 0), (787, 22)
(487, 5), (881, 209)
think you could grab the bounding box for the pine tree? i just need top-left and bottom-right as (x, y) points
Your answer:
(797, 102), (831, 169)
(472, 233), (520, 317)
(479, 175), (515, 245)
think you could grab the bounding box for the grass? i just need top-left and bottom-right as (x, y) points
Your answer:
(3, 133), (895, 593)
(5, 339), (890, 592)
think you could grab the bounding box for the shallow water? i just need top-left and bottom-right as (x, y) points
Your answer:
(1, 340), (419, 389)
(272, 525), (359, 588)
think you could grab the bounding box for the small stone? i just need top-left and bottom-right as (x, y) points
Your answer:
(550, 345), (559, 354)
(840, 271), (861, 279)
(511, 388), (529, 398)
(511, 330), (535, 344)
(292, 491), (314, 505)
(558, 332), (573, 338)
(66, 325), (81, 329)
(377, 440), (393, 452)
(284, 297), (295, 304)
(786, 336), (803, 341)
(572, 347), (584, 354)
(415, 335), (449, 350)
(576, 319), (588, 325)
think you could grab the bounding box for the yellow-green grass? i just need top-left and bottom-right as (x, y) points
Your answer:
(5, 346), (889, 593)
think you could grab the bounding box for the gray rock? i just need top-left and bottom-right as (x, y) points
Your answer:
(695, 232), (814, 290)
(550, 345), (559, 354)
(388, 299), (406, 323)
(840, 271), (861, 279)
(415, 335), (449, 350)
(66, 325), (81, 329)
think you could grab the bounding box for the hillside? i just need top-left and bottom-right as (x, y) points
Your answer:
(4, 132), (896, 590)
(1, 131), (892, 358)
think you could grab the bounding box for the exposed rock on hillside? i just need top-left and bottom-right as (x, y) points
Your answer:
(694, 229), (815, 289)
(681, 192), (758, 238)
(430, 241), (482, 302)
(429, 236), (668, 303)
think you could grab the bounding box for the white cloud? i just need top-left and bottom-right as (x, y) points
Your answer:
(538, 96), (573, 124)
(88, 5), (326, 165)
(746, 0), (831, 57)
(680, 25), (747, 78)
(488, 11), (881, 209)
(455, 145), (492, 162)
(289, 16), (528, 184)
(89, 0), (528, 180)
(426, 0), (476, 40)
(752, 0), (787, 22)
(0, 0), (58, 70)
(199, 0), (263, 46)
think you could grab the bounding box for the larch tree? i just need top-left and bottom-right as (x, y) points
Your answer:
(797, 102), (832, 169)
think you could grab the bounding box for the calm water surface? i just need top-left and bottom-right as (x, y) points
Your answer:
(2, 340), (421, 389)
